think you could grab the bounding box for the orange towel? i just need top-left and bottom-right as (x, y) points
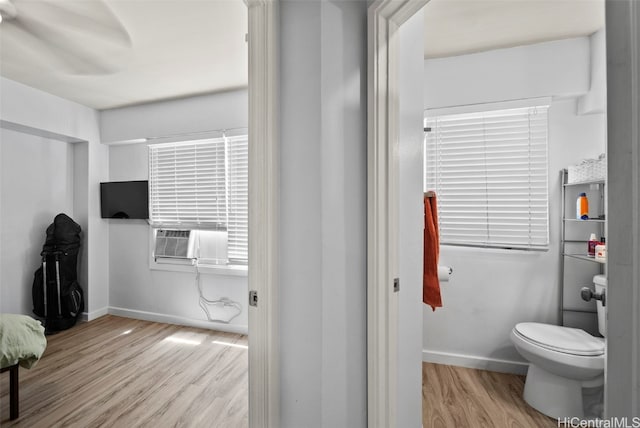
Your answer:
(423, 193), (442, 310)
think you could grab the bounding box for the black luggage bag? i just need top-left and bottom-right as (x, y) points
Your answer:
(32, 213), (84, 334)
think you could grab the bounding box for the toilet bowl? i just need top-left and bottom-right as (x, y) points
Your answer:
(510, 275), (607, 419)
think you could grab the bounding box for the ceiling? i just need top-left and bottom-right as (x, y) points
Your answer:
(424, 0), (604, 58)
(0, 0), (248, 110)
(0, 0), (604, 110)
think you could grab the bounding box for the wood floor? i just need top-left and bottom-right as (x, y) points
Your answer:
(2, 315), (556, 428)
(423, 362), (557, 428)
(0, 315), (248, 428)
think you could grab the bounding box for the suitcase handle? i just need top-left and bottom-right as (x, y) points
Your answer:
(40, 250), (65, 261)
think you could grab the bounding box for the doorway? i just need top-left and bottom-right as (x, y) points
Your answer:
(367, 0), (640, 424)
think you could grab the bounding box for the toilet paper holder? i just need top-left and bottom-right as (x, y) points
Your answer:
(437, 265), (453, 281)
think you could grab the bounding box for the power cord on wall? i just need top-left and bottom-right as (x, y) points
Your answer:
(194, 260), (242, 324)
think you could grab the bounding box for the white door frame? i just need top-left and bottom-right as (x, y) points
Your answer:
(367, 0), (640, 427)
(368, 0), (640, 423)
(247, 0), (279, 427)
(367, 1), (427, 426)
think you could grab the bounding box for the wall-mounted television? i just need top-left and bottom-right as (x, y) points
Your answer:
(100, 180), (149, 219)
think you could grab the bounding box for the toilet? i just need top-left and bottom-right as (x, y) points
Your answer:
(510, 274), (607, 419)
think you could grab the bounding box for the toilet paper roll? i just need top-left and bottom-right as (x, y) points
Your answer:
(438, 265), (452, 282)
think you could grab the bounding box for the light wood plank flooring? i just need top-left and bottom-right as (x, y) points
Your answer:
(423, 362), (557, 428)
(2, 316), (560, 428)
(0, 315), (248, 428)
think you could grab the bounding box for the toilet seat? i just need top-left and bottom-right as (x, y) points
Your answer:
(514, 323), (604, 356)
(511, 324), (604, 381)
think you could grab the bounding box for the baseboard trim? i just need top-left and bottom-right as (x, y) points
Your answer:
(422, 349), (529, 375)
(107, 306), (248, 335)
(80, 307), (109, 322)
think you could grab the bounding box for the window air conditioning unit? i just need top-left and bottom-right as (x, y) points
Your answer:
(154, 229), (196, 262)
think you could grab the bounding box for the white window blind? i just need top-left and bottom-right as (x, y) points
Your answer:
(424, 105), (549, 250)
(227, 136), (248, 263)
(149, 135), (248, 263)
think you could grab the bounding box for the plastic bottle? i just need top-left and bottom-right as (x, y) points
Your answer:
(588, 233), (598, 257)
(577, 193), (589, 220)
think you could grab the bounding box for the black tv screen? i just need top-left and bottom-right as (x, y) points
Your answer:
(100, 180), (149, 219)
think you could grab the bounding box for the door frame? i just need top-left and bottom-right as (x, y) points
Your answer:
(367, 1), (427, 427)
(604, 0), (640, 417)
(368, 0), (640, 422)
(247, 0), (279, 427)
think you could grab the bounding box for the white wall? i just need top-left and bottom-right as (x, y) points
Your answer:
(578, 29), (607, 115)
(0, 130), (74, 314)
(100, 90), (248, 143)
(424, 37), (590, 110)
(0, 77), (108, 318)
(279, 1), (367, 426)
(102, 89), (250, 332)
(397, 9), (426, 428)
(422, 37), (607, 372)
(73, 142), (89, 303)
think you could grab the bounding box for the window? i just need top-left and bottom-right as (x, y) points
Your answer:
(149, 135), (248, 265)
(424, 103), (549, 250)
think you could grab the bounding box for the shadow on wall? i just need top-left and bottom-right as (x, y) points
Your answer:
(23, 212), (54, 314)
(487, 346), (527, 374)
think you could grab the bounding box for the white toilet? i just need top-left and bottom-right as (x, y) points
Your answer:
(510, 274), (607, 419)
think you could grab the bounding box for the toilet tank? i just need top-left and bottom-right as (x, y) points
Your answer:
(594, 274), (607, 337)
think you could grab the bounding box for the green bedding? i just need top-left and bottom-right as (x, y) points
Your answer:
(0, 314), (47, 369)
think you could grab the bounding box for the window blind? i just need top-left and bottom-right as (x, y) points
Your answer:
(226, 135), (248, 263)
(149, 136), (249, 263)
(424, 105), (549, 250)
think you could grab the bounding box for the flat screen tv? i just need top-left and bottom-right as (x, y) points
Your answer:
(100, 180), (149, 219)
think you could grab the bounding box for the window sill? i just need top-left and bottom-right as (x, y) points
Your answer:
(150, 260), (248, 277)
(197, 264), (248, 276)
(441, 243), (550, 253)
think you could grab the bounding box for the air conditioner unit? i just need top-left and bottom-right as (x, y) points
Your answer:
(154, 229), (196, 262)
